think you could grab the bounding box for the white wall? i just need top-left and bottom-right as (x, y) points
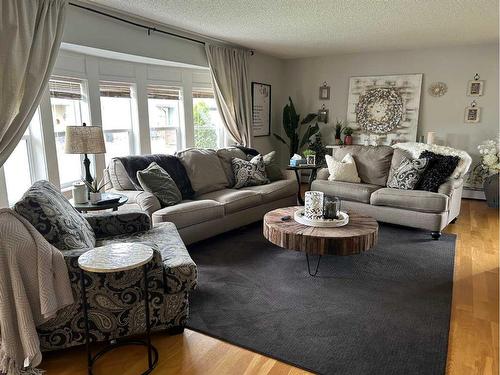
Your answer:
(283, 43), (499, 163)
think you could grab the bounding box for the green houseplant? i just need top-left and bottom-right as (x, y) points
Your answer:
(343, 126), (354, 145)
(334, 120), (345, 144)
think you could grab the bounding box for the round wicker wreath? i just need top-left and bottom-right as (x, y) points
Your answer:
(355, 88), (404, 134)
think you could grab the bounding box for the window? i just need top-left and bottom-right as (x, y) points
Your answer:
(49, 77), (89, 187)
(3, 110), (40, 205)
(100, 82), (135, 165)
(148, 85), (181, 154)
(192, 89), (226, 149)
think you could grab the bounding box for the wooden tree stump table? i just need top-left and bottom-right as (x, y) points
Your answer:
(263, 206), (378, 276)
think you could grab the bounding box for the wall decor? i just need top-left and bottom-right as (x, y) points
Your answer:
(347, 74), (423, 145)
(251, 82), (271, 136)
(465, 101), (481, 123)
(318, 105), (329, 123)
(467, 74), (484, 96)
(428, 82), (448, 97)
(319, 82), (330, 100)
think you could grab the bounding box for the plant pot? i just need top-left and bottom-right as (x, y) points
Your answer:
(344, 135), (353, 145)
(483, 173), (499, 208)
(335, 138), (341, 145)
(89, 192), (102, 204)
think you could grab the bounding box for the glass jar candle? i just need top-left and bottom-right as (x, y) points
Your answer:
(323, 195), (341, 220)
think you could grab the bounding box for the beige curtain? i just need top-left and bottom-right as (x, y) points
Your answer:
(205, 44), (252, 146)
(0, 0), (67, 167)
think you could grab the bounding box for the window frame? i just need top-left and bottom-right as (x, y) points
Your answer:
(192, 87), (227, 149)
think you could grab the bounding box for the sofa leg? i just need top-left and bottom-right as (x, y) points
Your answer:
(450, 216), (458, 224)
(431, 231), (441, 240)
(166, 325), (185, 335)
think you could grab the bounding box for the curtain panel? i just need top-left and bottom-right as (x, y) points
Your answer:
(205, 44), (252, 147)
(0, 0), (67, 167)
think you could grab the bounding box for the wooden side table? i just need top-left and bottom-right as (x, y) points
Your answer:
(78, 243), (158, 374)
(286, 165), (321, 205)
(70, 194), (128, 213)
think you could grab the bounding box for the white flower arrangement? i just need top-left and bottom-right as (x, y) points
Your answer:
(478, 139), (500, 175)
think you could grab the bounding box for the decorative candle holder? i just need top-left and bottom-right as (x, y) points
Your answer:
(304, 191), (324, 220)
(323, 195), (341, 220)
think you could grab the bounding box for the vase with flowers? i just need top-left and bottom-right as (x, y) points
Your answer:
(343, 126), (354, 145)
(473, 139), (500, 207)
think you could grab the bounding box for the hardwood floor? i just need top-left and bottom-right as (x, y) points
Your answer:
(41, 199), (498, 375)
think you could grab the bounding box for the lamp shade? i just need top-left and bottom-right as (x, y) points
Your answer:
(65, 126), (106, 154)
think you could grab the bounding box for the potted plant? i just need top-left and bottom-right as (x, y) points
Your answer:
(303, 149), (316, 166)
(334, 120), (345, 145)
(82, 179), (107, 204)
(343, 126), (354, 145)
(476, 139), (500, 207)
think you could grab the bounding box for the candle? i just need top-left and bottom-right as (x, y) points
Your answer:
(427, 131), (436, 145)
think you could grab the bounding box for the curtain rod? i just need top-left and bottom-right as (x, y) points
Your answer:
(69, 2), (207, 46)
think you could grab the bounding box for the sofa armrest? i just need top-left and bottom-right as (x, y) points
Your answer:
(282, 169), (296, 180)
(108, 189), (161, 216)
(438, 178), (464, 196)
(316, 167), (329, 180)
(84, 210), (151, 239)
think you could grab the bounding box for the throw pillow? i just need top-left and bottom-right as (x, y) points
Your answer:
(387, 157), (429, 190)
(137, 162), (182, 207)
(416, 150), (460, 192)
(232, 155), (270, 188)
(262, 151), (283, 181)
(325, 153), (361, 183)
(176, 148), (229, 196)
(14, 180), (96, 250)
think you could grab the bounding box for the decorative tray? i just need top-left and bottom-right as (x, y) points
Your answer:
(294, 209), (349, 228)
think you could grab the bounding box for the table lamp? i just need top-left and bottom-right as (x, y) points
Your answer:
(65, 123), (106, 184)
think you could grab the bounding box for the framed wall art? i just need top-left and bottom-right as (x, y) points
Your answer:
(319, 82), (330, 100)
(467, 80), (484, 96)
(251, 82), (271, 137)
(465, 102), (481, 123)
(346, 74), (423, 145)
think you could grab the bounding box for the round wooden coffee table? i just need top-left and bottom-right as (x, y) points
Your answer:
(263, 206), (378, 276)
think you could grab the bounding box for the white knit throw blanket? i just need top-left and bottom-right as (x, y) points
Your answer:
(0, 209), (73, 374)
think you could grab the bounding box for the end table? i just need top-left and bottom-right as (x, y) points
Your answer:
(287, 165), (321, 205)
(70, 194), (128, 213)
(78, 243), (158, 374)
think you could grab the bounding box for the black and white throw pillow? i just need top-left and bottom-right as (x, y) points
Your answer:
(387, 157), (429, 190)
(232, 155), (270, 188)
(416, 150), (460, 192)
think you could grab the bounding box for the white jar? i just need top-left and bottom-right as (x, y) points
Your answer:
(72, 182), (88, 204)
(304, 191), (324, 220)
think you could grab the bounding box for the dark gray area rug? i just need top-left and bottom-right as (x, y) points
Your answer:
(186, 222), (456, 375)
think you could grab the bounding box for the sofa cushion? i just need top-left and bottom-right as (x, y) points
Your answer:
(387, 148), (412, 184)
(331, 145), (394, 186)
(14, 180), (96, 250)
(216, 147), (248, 187)
(137, 162), (182, 207)
(177, 148), (228, 196)
(197, 189), (262, 214)
(108, 158), (136, 190)
(370, 188), (449, 213)
(152, 200), (224, 228)
(416, 151), (461, 193)
(232, 155), (269, 188)
(387, 157), (429, 190)
(325, 154), (361, 183)
(112, 155), (194, 199)
(262, 151), (283, 182)
(311, 179), (382, 203)
(240, 179), (297, 203)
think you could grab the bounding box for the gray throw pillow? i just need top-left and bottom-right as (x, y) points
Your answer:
(262, 151), (283, 181)
(14, 180), (96, 250)
(137, 162), (182, 207)
(232, 155), (270, 188)
(387, 157), (429, 190)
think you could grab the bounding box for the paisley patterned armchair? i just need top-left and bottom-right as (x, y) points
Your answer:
(13, 181), (197, 352)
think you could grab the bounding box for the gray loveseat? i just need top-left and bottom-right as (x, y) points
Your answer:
(104, 147), (298, 244)
(312, 143), (471, 239)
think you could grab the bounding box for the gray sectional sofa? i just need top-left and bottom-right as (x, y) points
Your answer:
(104, 147), (298, 244)
(312, 143), (471, 239)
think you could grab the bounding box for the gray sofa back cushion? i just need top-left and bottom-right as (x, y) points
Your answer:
(176, 148), (228, 196)
(331, 145), (394, 186)
(110, 155), (194, 199)
(216, 147), (248, 187)
(14, 180), (96, 250)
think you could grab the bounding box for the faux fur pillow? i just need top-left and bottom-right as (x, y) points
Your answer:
(387, 157), (429, 190)
(232, 155), (270, 188)
(325, 153), (361, 183)
(416, 150), (460, 192)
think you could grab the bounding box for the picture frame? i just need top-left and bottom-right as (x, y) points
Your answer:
(464, 106), (481, 123)
(467, 80), (484, 96)
(319, 85), (330, 100)
(251, 82), (271, 137)
(318, 108), (329, 123)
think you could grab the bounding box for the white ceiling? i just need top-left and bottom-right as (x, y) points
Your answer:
(87, 0), (499, 59)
